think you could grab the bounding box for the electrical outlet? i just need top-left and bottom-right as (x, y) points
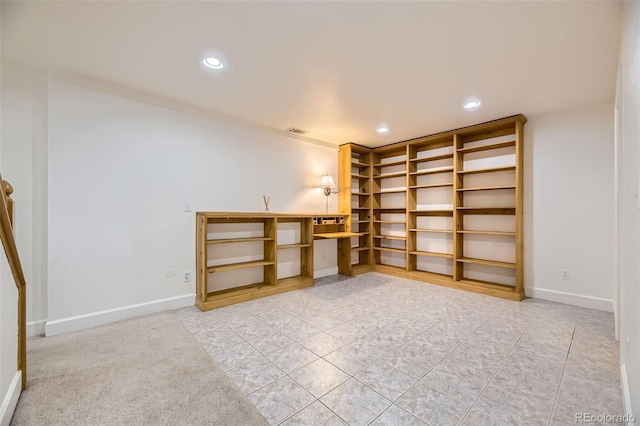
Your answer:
(561, 269), (570, 280)
(184, 201), (192, 212)
(321, 252), (326, 259)
(183, 271), (191, 282)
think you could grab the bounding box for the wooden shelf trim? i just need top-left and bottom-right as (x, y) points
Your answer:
(410, 210), (453, 216)
(410, 167), (454, 176)
(351, 173), (369, 179)
(373, 235), (407, 240)
(373, 159), (406, 167)
(208, 259), (274, 273)
(458, 140), (515, 153)
(410, 183), (453, 189)
(457, 257), (516, 269)
(351, 192), (371, 196)
(458, 230), (515, 236)
(457, 185), (516, 192)
(457, 207), (516, 215)
(351, 161), (370, 168)
(314, 232), (365, 239)
(410, 250), (453, 259)
(410, 228), (453, 234)
(374, 189), (407, 194)
(351, 246), (371, 252)
(373, 207), (406, 211)
(277, 243), (312, 249)
(207, 237), (274, 244)
(373, 220), (406, 224)
(374, 247), (406, 253)
(457, 165), (516, 175)
(373, 172), (406, 179)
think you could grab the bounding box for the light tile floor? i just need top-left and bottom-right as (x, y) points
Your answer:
(176, 273), (622, 426)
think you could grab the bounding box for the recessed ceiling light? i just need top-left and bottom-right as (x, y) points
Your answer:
(203, 57), (224, 70)
(464, 100), (481, 109)
(377, 125), (390, 134)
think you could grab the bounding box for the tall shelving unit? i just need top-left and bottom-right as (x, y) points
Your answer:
(338, 144), (373, 275)
(371, 146), (408, 273)
(337, 115), (526, 301)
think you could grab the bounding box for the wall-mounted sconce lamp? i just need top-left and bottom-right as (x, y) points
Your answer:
(319, 174), (338, 213)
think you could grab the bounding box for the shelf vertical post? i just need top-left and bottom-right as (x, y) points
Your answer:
(515, 119), (525, 297)
(452, 134), (464, 281)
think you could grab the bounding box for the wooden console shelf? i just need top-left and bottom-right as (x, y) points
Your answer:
(196, 212), (363, 311)
(338, 114), (526, 301)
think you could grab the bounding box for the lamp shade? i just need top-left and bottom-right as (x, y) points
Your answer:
(320, 174), (335, 188)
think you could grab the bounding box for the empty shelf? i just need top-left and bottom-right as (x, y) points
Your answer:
(374, 207), (406, 211)
(373, 235), (407, 240)
(410, 153), (453, 163)
(410, 183), (453, 189)
(457, 207), (516, 215)
(352, 161), (370, 168)
(458, 140), (515, 154)
(373, 220), (406, 224)
(277, 243), (312, 249)
(374, 172), (406, 179)
(373, 159), (406, 167)
(208, 237), (274, 244)
(374, 247), (406, 254)
(314, 232), (365, 239)
(208, 260), (274, 273)
(457, 166), (516, 175)
(410, 167), (454, 176)
(374, 189), (406, 194)
(410, 228), (453, 234)
(457, 257), (516, 269)
(410, 210), (453, 216)
(458, 230), (515, 236)
(457, 185), (515, 192)
(410, 251), (453, 259)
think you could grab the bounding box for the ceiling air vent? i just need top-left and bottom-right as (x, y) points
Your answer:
(285, 127), (308, 135)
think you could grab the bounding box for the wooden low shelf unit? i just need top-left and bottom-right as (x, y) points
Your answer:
(196, 212), (365, 311)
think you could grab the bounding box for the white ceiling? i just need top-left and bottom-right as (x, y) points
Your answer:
(1, 1), (622, 147)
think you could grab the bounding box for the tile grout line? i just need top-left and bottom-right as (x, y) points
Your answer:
(384, 310), (501, 424)
(545, 315), (579, 426)
(454, 316), (534, 426)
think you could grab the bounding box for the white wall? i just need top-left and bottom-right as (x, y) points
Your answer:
(0, 62), (48, 337)
(617, 0), (639, 416)
(524, 102), (616, 311)
(45, 79), (338, 335)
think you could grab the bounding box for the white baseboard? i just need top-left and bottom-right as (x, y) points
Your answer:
(27, 319), (47, 337)
(314, 267), (339, 279)
(525, 287), (614, 312)
(621, 364), (633, 422)
(0, 371), (22, 426)
(45, 293), (195, 336)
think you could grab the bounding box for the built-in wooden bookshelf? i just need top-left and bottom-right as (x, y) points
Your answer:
(337, 115), (526, 301)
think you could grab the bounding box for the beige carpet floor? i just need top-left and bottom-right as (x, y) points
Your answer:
(11, 311), (268, 426)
